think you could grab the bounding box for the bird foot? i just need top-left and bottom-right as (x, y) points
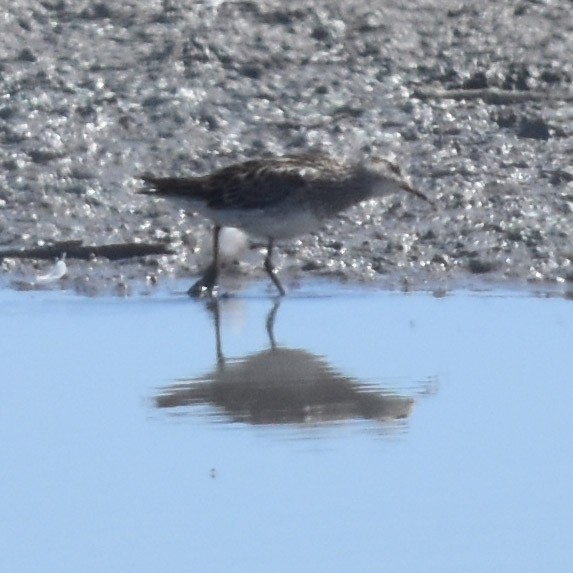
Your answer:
(187, 266), (219, 298)
(187, 279), (218, 298)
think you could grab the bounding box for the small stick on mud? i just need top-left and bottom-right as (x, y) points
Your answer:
(0, 240), (175, 261)
(412, 87), (573, 104)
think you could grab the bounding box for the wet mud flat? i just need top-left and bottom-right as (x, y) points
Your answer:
(0, 0), (572, 295)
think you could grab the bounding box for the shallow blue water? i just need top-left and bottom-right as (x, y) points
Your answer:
(0, 287), (571, 572)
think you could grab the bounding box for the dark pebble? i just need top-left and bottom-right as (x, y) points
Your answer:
(517, 117), (551, 141)
(462, 72), (488, 89)
(301, 260), (323, 271)
(468, 259), (498, 274)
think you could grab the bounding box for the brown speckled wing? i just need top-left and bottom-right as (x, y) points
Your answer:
(205, 158), (314, 210)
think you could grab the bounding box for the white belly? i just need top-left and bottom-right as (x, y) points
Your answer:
(202, 207), (321, 240)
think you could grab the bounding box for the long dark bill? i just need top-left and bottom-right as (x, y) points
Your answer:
(400, 181), (436, 209)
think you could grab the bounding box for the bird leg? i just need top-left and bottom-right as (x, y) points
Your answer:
(263, 239), (286, 296)
(265, 300), (281, 349)
(188, 225), (221, 297)
(205, 298), (225, 365)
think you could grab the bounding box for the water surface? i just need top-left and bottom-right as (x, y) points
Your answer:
(1, 287), (571, 572)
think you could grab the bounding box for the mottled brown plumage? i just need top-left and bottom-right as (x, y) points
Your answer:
(140, 153), (431, 296)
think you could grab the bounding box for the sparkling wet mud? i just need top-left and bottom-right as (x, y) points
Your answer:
(0, 0), (571, 295)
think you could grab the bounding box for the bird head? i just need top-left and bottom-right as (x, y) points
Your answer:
(360, 157), (434, 207)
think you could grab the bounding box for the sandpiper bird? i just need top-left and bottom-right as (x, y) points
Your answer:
(140, 153), (432, 296)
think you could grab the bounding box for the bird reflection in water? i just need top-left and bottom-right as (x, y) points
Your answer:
(155, 301), (434, 429)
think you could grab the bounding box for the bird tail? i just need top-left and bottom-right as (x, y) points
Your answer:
(139, 175), (208, 198)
